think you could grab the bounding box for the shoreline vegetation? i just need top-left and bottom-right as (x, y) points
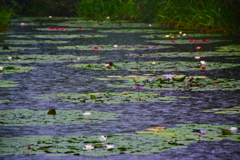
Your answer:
(0, 0), (240, 33)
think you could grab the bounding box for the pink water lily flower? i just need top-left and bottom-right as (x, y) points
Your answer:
(200, 129), (206, 134)
(165, 74), (173, 79)
(196, 46), (201, 50)
(20, 23), (25, 26)
(135, 86), (143, 89)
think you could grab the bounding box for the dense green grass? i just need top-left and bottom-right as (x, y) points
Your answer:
(0, 7), (12, 32)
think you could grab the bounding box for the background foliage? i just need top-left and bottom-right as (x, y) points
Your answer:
(0, 0), (240, 32)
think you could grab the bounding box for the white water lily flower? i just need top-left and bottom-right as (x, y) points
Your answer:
(229, 127), (238, 133)
(149, 24), (152, 27)
(107, 16), (110, 19)
(99, 135), (107, 141)
(113, 45), (118, 48)
(195, 56), (200, 60)
(8, 57), (12, 60)
(0, 67), (4, 71)
(83, 112), (92, 116)
(106, 145), (114, 149)
(49, 16), (52, 18)
(200, 61), (206, 65)
(182, 33), (187, 37)
(83, 145), (94, 150)
(77, 58), (81, 60)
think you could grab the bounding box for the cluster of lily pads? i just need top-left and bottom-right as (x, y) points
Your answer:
(96, 74), (240, 91)
(69, 61), (240, 71)
(34, 92), (189, 104)
(0, 124), (239, 156)
(0, 55), (102, 63)
(0, 109), (121, 126)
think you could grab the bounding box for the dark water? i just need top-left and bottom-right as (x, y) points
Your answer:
(0, 18), (240, 160)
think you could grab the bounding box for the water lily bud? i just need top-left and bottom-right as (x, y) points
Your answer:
(195, 56), (200, 60)
(83, 112), (92, 116)
(229, 127), (238, 133)
(106, 145), (114, 149)
(113, 45), (118, 48)
(200, 61), (206, 65)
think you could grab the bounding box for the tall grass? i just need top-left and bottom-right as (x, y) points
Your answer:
(74, 0), (140, 20)
(0, 7), (13, 32)
(154, 0), (239, 32)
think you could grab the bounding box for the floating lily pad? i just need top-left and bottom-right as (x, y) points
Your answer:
(0, 80), (19, 87)
(58, 45), (172, 50)
(0, 99), (11, 104)
(0, 64), (36, 74)
(216, 44), (240, 52)
(3, 40), (69, 44)
(140, 33), (226, 39)
(0, 124), (239, 156)
(125, 51), (240, 58)
(34, 34), (107, 39)
(0, 47), (39, 52)
(98, 29), (177, 33)
(202, 106), (240, 114)
(35, 92), (188, 104)
(146, 39), (229, 44)
(0, 55), (103, 63)
(0, 109), (121, 126)
(35, 27), (92, 32)
(69, 61), (240, 72)
(96, 74), (240, 91)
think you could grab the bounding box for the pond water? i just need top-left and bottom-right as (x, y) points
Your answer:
(0, 17), (240, 160)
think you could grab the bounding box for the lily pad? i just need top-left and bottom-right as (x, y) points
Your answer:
(35, 92), (188, 104)
(3, 40), (69, 44)
(146, 39), (229, 44)
(125, 51), (240, 58)
(216, 44), (240, 52)
(202, 106), (240, 114)
(34, 34), (107, 39)
(58, 45), (172, 50)
(0, 109), (121, 126)
(0, 47), (39, 52)
(0, 55), (103, 63)
(68, 61), (240, 72)
(140, 33), (227, 38)
(0, 124), (239, 156)
(96, 74), (240, 91)
(0, 80), (19, 87)
(0, 99), (11, 104)
(35, 27), (93, 32)
(0, 64), (36, 74)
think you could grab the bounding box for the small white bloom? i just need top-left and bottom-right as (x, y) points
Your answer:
(99, 135), (107, 141)
(106, 145), (114, 149)
(107, 16), (110, 19)
(104, 63), (110, 67)
(149, 24), (152, 27)
(200, 61), (206, 65)
(195, 56), (200, 60)
(113, 45), (118, 48)
(49, 16), (52, 19)
(77, 58), (81, 60)
(182, 33), (187, 37)
(83, 145), (94, 150)
(0, 66), (4, 71)
(229, 127), (238, 133)
(83, 112), (92, 116)
(8, 57), (12, 60)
